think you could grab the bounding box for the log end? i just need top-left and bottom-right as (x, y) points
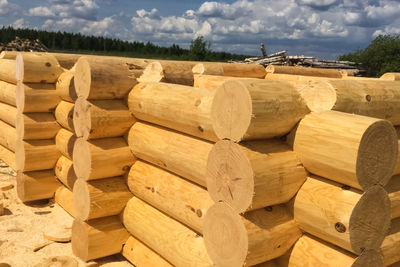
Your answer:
(74, 57), (91, 99)
(16, 171), (26, 202)
(295, 80), (336, 112)
(73, 97), (91, 140)
(206, 140), (254, 213)
(357, 120), (398, 189)
(15, 53), (24, 82)
(57, 70), (77, 102)
(349, 185), (391, 253)
(137, 62), (164, 83)
(211, 80), (252, 141)
(203, 202), (248, 267)
(73, 179), (90, 221)
(72, 138), (91, 180)
(15, 82), (25, 112)
(15, 139), (25, 171)
(71, 219), (89, 261)
(352, 250), (383, 267)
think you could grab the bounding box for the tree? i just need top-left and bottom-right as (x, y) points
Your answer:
(189, 36), (211, 61)
(339, 34), (400, 77)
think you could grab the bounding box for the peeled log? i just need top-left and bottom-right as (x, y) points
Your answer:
(72, 216), (130, 261)
(296, 79), (400, 125)
(0, 119), (17, 151)
(286, 234), (383, 267)
(55, 129), (76, 160)
(73, 177), (132, 221)
(16, 82), (59, 113)
(128, 122), (213, 187)
(16, 170), (60, 202)
(0, 80), (17, 106)
(0, 102), (18, 126)
(294, 176), (391, 254)
(381, 218), (400, 266)
(74, 57), (145, 99)
(55, 185), (75, 217)
(0, 59), (17, 84)
(15, 139), (61, 172)
(265, 65), (342, 78)
(55, 101), (74, 132)
(207, 139), (307, 213)
(293, 111), (398, 190)
(16, 112), (60, 140)
(122, 236), (173, 267)
(380, 73), (400, 81)
(121, 197), (213, 267)
(138, 61), (194, 85)
(55, 156), (77, 190)
(193, 74), (234, 89)
(128, 82), (217, 141)
(15, 53), (63, 83)
(192, 62), (266, 78)
(203, 202), (302, 267)
(211, 79), (310, 141)
(56, 70), (77, 103)
(128, 160), (213, 233)
(73, 137), (135, 181)
(385, 175), (400, 219)
(73, 97), (135, 140)
(0, 144), (16, 170)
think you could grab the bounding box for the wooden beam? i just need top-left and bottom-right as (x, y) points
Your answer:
(16, 170), (60, 202)
(0, 102), (18, 127)
(193, 74), (233, 89)
(15, 53), (64, 83)
(0, 144), (16, 170)
(192, 62), (266, 78)
(265, 65), (342, 78)
(16, 112), (60, 140)
(15, 139), (61, 171)
(380, 73), (400, 81)
(16, 82), (59, 113)
(0, 119), (17, 152)
(0, 59), (17, 84)
(138, 61), (194, 85)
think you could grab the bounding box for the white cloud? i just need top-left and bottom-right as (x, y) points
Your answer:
(0, 0), (19, 15)
(12, 18), (26, 29)
(29, 0), (99, 20)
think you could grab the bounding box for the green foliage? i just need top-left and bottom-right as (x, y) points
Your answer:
(339, 34), (400, 77)
(0, 26), (248, 61)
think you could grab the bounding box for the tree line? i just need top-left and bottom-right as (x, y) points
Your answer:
(0, 26), (248, 61)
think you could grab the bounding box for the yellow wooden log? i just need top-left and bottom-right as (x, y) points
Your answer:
(55, 156), (77, 190)
(138, 61), (194, 85)
(381, 218), (400, 266)
(265, 65), (342, 78)
(0, 102), (18, 127)
(193, 74), (233, 89)
(55, 101), (75, 132)
(55, 129), (76, 160)
(192, 62), (266, 78)
(16, 82), (59, 113)
(385, 175), (400, 219)
(380, 73), (400, 81)
(16, 170), (60, 202)
(0, 144), (16, 170)
(0, 59), (17, 84)
(56, 69), (77, 103)
(15, 53), (64, 83)
(0, 119), (17, 152)
(16, 112), (60, 140)
(55, 185), (75, 217)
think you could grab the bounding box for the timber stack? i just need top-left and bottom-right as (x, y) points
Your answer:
(0, 51), (400, 266)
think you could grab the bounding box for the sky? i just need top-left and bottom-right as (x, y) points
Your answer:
(0, 0), (400, 59)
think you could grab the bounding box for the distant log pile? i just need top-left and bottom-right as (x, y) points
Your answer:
(0, 37), (48, 52)
(0, 51), (399, 266)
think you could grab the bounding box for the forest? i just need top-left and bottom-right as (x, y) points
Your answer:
(0, 26), (248, 61)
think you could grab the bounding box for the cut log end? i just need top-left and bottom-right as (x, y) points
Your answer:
(15, 138), (25, 171)
(71, 219), (89, 261)
(73, 97), (91, 140)
(57, 71), (77, 102)
(206, 140), (254, 213)
(296, 81), (336, 112)
(352, 250), (383, 267)
(74, 57), (91, 99)
(357, 120), (398, 189)
(15, 53), (24, 82)
(73, 179), (90, 220)
(15, 82), (25, 112)
(349, 185), (391, 253)
(203, 202), (248, 267)
(72, 138), (91, 180)
(211, 80), (252, 141)
(137, 62), (164, 83)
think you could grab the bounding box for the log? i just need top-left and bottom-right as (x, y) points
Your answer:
(0, 144), (16, 170)
(73, 97), (135, 140)
(341, 70), (355, 77)
(296, 79), (400, 125)
(128, 160), (213, 233)
(0, 80), (17, 106)
(265, 65), (342, 78)
(211, 79), (310, 141)
(73, 57), (144, 99)
(15, 139), (61, 171)
(207, 139), (307, 213)
(16, 170), (60, 202)
(138, 61), (194, 85)
(286, 234), (383, 267)
(381, 218), (400, 266)
(122, 236), (173, 267)
(16, 112), (60, 140)
(193, 74), (234, 89)
(15, 53), (64, 83)
(121, 197), (213, 267)
(128, 82), (218, 141)
(385, 175), (400, 219)
(203, 202), (302, 267)
(192, 62), (266, 78)
(380, 73), (400, 81)
(56, 70), (77, 103)
(55, 156), (77, 190)
(0, 59), (17, 84)
(128, 122), (213, 187)
(55, 101), (74, 132)
(72, 216), (130, 261)
(265, 73), (332, 82)
(55, 129), (76, 160)
(294, 176), (391, 254)
(293, 111), (398, 190)
(73, 137), (135, 181)
(16, 82), (59, 113)
(0, 102), (18, 126)
(73, 177), (132, 221)
(0, 119), (17, 152)
(55, 185), (75, 217)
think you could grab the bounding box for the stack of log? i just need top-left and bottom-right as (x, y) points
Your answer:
(0, 37), (49, 52)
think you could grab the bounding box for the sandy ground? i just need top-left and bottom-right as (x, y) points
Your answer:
(0, 160), (133, 267)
